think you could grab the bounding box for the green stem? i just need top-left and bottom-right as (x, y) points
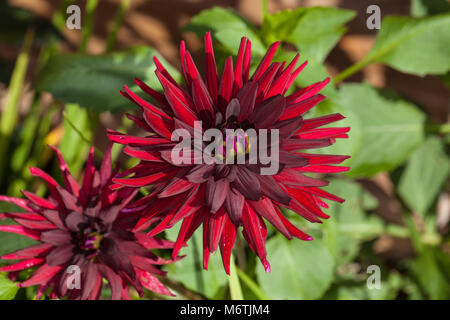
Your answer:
(52, 0), (76, 32)
(79, 0), (99, 53)
(0, 28), (34, 187)
(261, 0), (268, 20)
(229, 254), (244, 300)
(333, 58), (373, 85)
(236, 268), (269, 300)
(426, 123), (450, 134)
(105, 0), (131, 53)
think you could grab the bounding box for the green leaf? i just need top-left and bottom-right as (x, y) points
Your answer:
(59, 104), (92, 177)
(410, 246), (450, 299)
(322, 179), (382, 267)
(164, 226), (228, 299)
(185, 7), (266, 57)
(261, 8), (305, 45)
(0, 274), (19, 300)
(36, 46), (180, 112)
(262, 7), (354, 62)
(398, 137), (450, 214)
(337, 83), (425, 177)
(286, 7), (355, 62)
(411, 0), (450, 18)
(324, 272), (403, 300)
(228, 255), (243, 300)
(256, 234), (334, 299)
(364, 14), (450, 76)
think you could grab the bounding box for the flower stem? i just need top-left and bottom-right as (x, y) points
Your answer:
(106, 0), (131, 53)
(236, 267), (269, 300)
(79, 0), (99, 53)
(333, 58), (373, 85)
(229, 254), (244, 300)
(426, 123), (450, 134)
(261, 0), (268, 20)
(52, 0), (76, 32)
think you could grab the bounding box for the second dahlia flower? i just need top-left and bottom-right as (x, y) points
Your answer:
(0, 145), (175, 299)
(110, 32), (350, 273)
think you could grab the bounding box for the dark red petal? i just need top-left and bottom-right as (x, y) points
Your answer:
(19, 263), (62, 288)
(232, 167), (261, 201)
(243, 39), (252, 82)
(65, 211), (84, 231)
(40, 229), (71, 245)
(298, 186), (345, 203)
(237, 81), (258, 121)
(297, 153), (350, 165)
(0, 225), (40, 240)
(204, 32), (219, 104)
(255, 62), (280, 105)
(267, 53), (299, 98)
(271, 116), (303, 139)
(219, 216), (237, 274)
(297, 127), (350, 140)
(13, 219), (56, 231)
(191, 76), (215, 124)
(250, 95), (286, 128)
(218, 57), (235, 114)
(134, 77), (170, 111)
(282, 138), (332, 151)
(49, 146), (80, 196)
(234, 37), (247, 89)
(286, 77), (330, 106)
(298, 165), (350, 173)
(275, 209), (313, 241)
(1, 243), (52, 260)
(0, 258), (44, 272)
(0, 195), (30, 211)
(241, 202), (269, 272)
(22, 191), (57, 210)
(46, 244), (74, 266)
(206, 178), (229, 214)
(251, 41), (280, 81)
(185, 164), (215, 183)
(225, 188), (245, 226)
(98, 264), (122, 300)
(153, 55), (182, 90)
(278, 149), (309, 168)
(283, 60), (308, 94)
(298, 113), (345, 132)
(280, 94), (326, 121)
(107, 129), (172, 147)
(258, 175), (291, 205)
(137, 269), (174, 296)
(172, 209), (204, 259)
(249, 198), (291, 239)
(123, 147), (164, 162)
(275, 168), (328, 187)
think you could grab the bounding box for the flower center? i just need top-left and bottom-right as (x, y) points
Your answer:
(217, 119), (252, 160)
(77, 226), (103, 254)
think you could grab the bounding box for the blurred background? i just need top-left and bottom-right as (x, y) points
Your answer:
(0, 0), (449, 300)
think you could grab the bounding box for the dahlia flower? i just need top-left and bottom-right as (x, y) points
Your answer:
(0, 145), (175, 299)
(109, 32), (350, 273)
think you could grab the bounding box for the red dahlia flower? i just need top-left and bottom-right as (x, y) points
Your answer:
(0, 145), (175, 299)
(109, 32), (350, 273)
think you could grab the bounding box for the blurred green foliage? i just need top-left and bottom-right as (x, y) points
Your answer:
(0, 1), (449, 300)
